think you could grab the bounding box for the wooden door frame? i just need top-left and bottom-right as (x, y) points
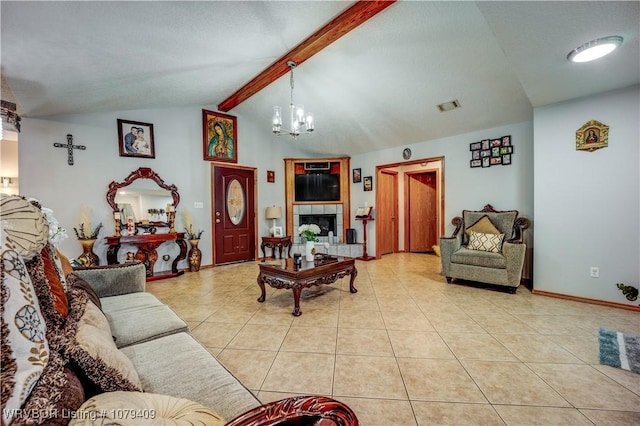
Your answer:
(210, 163), (258, 266)
(403, 169), (440, 252)
(376, 169), (399, 255)
(375, 156), (445, 257)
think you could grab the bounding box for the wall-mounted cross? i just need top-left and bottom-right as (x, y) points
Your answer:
(53, 134), (86, 165)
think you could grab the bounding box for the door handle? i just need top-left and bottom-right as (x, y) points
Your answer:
(215, 219), (221, 223)
(215, 212), (221, 217)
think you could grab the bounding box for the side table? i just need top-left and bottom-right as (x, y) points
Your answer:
(261, 236), (292, 262)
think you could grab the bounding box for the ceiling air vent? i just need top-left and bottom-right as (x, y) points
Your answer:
(437, 99), (461, 112)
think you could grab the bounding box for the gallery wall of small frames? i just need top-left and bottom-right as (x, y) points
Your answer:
(470, 135), (513, 168)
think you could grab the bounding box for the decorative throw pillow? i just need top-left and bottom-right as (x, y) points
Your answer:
(25, 252), (66, 335)
(64, 288), (142, 393)
(40, 243), (69, 318)
(468, 230), (505, 253)
(70, 392), (226, 426)
(67, 273), (102, 311)
(16, 354), (85, 425)
(1, 233), (50, 425)
(57, 249), (75, 277)
(0, 194), (49, 259)
(465, 215), (500, 239)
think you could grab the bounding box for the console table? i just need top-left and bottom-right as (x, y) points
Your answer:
(105, 233), (187, 281)
(260, 236), (292, 262)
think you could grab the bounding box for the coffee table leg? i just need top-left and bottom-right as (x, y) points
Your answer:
(292, 287), (302, 316)
(349, 267), (358, 293)
(257, 274), (266, 303)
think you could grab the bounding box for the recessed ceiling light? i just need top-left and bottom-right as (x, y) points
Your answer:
(437, 99), (461, 112)
(567, 35), (623, 63)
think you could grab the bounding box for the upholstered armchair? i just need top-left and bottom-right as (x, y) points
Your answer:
(440, 204), (529, 293)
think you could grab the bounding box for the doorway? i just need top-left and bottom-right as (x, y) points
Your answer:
(405, 170), (438, 252)
(377, 170), (398, 255)
(211, 164), (257, 265)
(375, 157), (444, 257)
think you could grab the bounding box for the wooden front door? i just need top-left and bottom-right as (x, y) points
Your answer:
(377, 170), (398, 255)
(407, 171), (437, 252)
(213, 165), (256, 265)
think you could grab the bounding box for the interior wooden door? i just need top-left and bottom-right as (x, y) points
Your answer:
(377, 170), (398, 255)
(213, 165), (256, 265)
(407, 171), (437, 252)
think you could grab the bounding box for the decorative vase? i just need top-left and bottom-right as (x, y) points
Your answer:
(77, 238), (99, 266)
(305, 241), (315, 262)
(188, 239), (202, 272)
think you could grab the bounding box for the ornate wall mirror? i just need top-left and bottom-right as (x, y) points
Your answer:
(106, 167), (180, 231)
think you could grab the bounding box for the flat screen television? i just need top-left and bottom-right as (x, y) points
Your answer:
(294, 173), (340, 202)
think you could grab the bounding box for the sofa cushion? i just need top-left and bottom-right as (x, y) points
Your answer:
(0, 194), (49, 259)
(121, 332), (261, 421)
(67, 273), (102, 311)
(65, 289), (142, 393)
(1, 234), (49, 425)
(100, 293), (189, 348)
(451, 246), (507, 269)
(69, 391), (226, 426)
(468, 231), (505, 253)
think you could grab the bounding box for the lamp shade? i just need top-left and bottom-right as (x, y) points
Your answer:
(265, 206), (282, 220)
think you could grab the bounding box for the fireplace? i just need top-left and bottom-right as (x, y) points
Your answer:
(299, 214), (337, 236)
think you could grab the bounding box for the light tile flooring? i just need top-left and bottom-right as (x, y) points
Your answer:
(147, 253), (639, 425)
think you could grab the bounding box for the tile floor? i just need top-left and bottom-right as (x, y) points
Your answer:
(147, 253), (639, 425)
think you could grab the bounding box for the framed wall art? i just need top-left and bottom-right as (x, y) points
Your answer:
(470, 135), (513, 168)
(363, 176), (373, 191)
(203, 109), (237, 162)
(353, 168), (362, 183)
(267, 170), (275, 183)
(117, 119), (155, 158)
(273, 226), (284, 237)
(576, 120), (609, 152)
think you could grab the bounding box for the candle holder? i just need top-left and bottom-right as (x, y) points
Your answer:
(167, 211), (176, 233)
(114, 213), (122, 237)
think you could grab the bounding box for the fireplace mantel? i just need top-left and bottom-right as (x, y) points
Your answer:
(284, 157), (351, 241)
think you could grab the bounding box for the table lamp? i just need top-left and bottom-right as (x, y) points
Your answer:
(265, 206), (282, 236)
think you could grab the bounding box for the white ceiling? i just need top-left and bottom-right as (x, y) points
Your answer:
(2, 1), (638, 156)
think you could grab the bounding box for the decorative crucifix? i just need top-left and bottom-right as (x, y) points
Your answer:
(53, 134), (86, 165)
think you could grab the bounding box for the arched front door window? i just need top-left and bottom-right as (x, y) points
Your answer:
(226, 179), (245, 225)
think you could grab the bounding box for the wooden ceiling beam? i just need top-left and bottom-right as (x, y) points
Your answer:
(217, 0), (396, 112)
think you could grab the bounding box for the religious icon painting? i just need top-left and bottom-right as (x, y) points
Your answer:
(576, 120), (609, 152)
(203, 109), (238, 163)
(118, 119), (155, 158)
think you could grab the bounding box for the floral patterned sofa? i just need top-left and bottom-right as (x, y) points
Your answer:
(1, 194), (358, 425)
(439, 204), (530, 293)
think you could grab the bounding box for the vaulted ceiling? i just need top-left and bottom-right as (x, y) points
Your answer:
(2, 1), (638, 156)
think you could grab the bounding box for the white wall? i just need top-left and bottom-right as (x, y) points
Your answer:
(350, 121), (535, 257)
(533, 85), (639, 306)
(18, 105), (312, 269)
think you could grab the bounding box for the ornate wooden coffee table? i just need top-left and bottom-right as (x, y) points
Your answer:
(257, 254), (358, 316)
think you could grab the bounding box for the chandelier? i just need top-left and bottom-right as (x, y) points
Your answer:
(272, 61), (314, 138)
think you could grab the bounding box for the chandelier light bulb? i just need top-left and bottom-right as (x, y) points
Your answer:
(567, 36), (623, 63)
(272, 106), (282, 133)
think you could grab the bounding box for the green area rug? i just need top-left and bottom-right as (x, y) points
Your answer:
(599, 328), (640, 374)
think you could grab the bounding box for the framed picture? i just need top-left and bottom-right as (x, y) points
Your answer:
(117, 119), (155, 158)
(363, 176), (373, 191)
(480, 149), (491, 158)
(481, 139), (490, 150)
(501, 135), (511, 146)
(352, 168), (362, 183)
(491, 147), (501, 157)
(482, 157), (490, 168)
(502, 154), (512, 165)
(472, 150), (480, 160)
(273, 226), (283, 237)
(470, 159), (482, 168)
(203, 109), (237, 162)
(490, 156), (502, 165)
(470, 142), (482, 151)
(576, 120), (609, 152)
(267, 170), (275, 183)
(491, 139), (502, 148)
